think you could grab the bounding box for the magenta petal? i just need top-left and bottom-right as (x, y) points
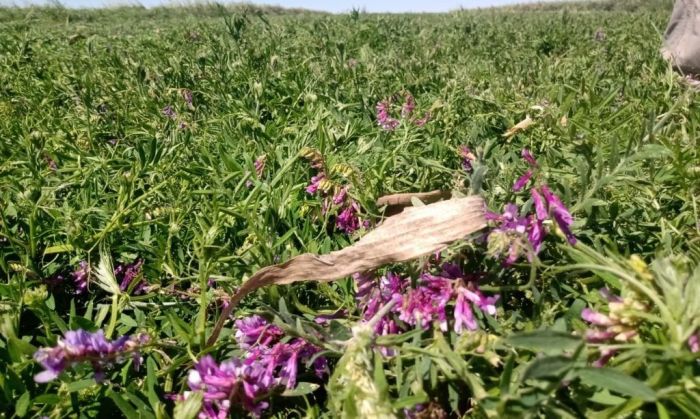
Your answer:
(540, 185), (576, 244)
(689, 334), (700, 353)
(34, 370), (59, 383)
(531, 188), (547, 221)
(521, 149), (538, 166)
(513, 170), (533, 192)
(581, 308), (614, 326)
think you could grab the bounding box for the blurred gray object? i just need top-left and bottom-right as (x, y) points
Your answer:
(663, 0), (700, 75)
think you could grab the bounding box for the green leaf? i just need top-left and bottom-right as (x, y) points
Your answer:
(576, 367), (656, 401)
(589, 390), (627, 406)
(15, 391), (30, 417)
(281, 382), (320, 397)
(43, 243), (74, 255)
(8, 337), (37, 362)
(522, 355), (576, 380)
(174, 391), (203, 419)
(107, 389), (138, 417)
(32, 394), (60, 405)
(391, 391), (429, 410)
(373, 353), (389, 395)
(66, 379), (96, 392)
(120, 314), (138, 328)
(505, 330), (582, 354)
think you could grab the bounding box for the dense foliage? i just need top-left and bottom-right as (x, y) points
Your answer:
(1, 1), (699, 417)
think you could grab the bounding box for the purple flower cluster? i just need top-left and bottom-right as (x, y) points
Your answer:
(306, 172), (326, 195)
(331, 188), (364, 234)
(459, 146), (476, 173)
(246, 155), (267, 188)
(512, 149), (537, 192)
(44, 155), (57, 172)
(182, 315), (327, 418)
(115, 259), (146, 294)
(72, 261), (89, 294)
(376, 100), (400, 131)
(355, 264), (499, 338)
(581, 289), (643, 367)
(33, 329), (148, 383)
(305, 167), (365, 234)
(414, 111), (431, 127)
(486, 203), (544, 265)
(689, 334), (700, 353)
(45, 261), (90, 295)
(254, 155), (266, 178)
(162, 105), (177, 119)
(375, 92), (429, 131)
(401, 94), (415, 118)
(486, 150), (576, 264)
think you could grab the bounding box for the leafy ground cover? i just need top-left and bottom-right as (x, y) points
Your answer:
(1, 0), (699, 417)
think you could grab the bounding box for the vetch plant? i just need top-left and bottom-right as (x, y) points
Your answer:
(33, 330), (148, 383)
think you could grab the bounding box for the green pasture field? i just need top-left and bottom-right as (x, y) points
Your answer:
(0, 0), (698, 417)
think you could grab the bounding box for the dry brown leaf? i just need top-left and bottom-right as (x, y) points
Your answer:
(207, 196), (486, 345)
(502, 115), (533, 138)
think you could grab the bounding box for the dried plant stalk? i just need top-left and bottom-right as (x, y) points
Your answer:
(208, 196), (486, 346)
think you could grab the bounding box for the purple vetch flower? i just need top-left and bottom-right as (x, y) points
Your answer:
(459, 146), (476, 173)
(376, 100), (400, 131)
(355, 265), (498, 338)
(45, 272), (64, 288)
(162, 105), (176, 119)
(234, 315), (284, 349)
(401, 93), (415, 118)
(414, 111), (431, 127)
(186, 355), (270, 418)
(181, 316), (328, 418)
(115, 259), (146, 294)
(689, 334), (700, 353)
(454, 289), (477, 333)
(530, 188), (548, 221)
(336, 201), (361, 234)
(181, 89), (194, 110)
(521, 149), (538, 167)
(72, 261), (89, 295)
(581, 308), (614, 326)
(355, 271), (406, 337)
(512, 149), (538, 191)
(354, 271), (378, 303)
(513, 169), (534, 192)
(399, 273), (453, 331)
(592, 348), (616, 368)
(33, 329), (148, 383)
(254, 155), (266, 178)
(527, 215), (545, 254)
(177, 121), (188, 130)
(306, 173), (326, 195)
(404, 402), (447, 419)
(332, 187), (347, 206)
(488, 186), (576, 264)
(581, 289), (644, 367)
(539, 185), (576, 245)
(44, 156), (57, 172)
(485, 203), (543, 264)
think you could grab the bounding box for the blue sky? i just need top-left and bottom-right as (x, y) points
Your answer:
(1, 0), (562, 13)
